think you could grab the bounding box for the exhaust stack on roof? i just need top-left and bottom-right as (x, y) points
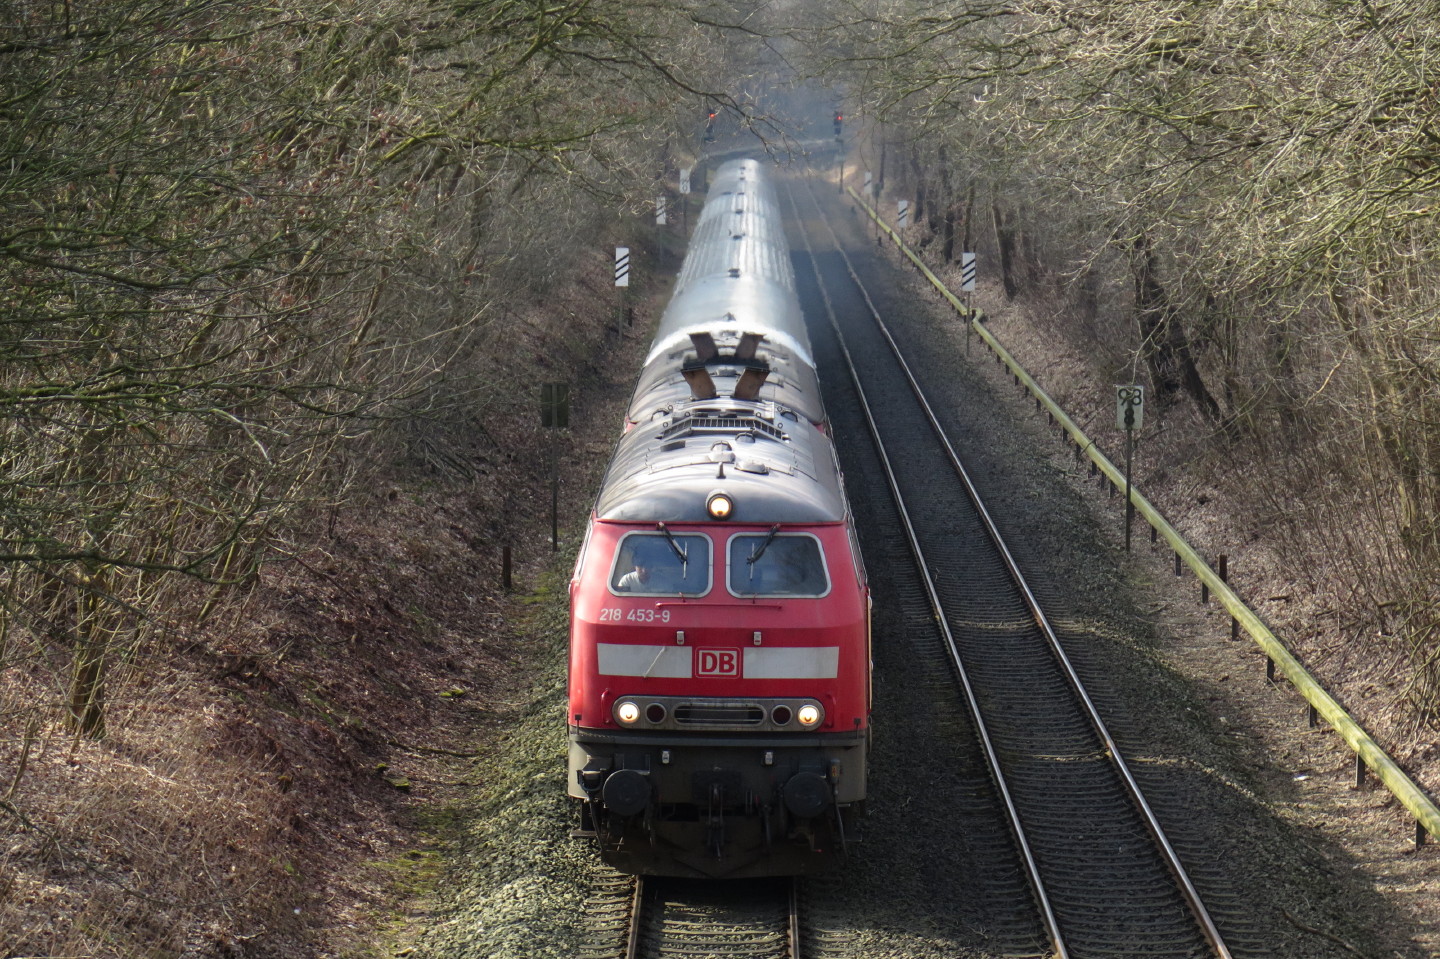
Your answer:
(682, 366), (718, 400)
(733, 366), (770, 401)
(682, 330), (771, 402)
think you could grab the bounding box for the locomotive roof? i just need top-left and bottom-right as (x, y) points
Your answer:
(594, 399), (848, 525)
(626, 327), (826, 427)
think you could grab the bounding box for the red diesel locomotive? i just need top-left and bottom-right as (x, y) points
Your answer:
(567, 158), (870, 878)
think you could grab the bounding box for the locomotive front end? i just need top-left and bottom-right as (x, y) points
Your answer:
(568, 518), (868, 878)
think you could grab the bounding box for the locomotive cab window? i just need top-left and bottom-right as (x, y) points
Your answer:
(610, 533), (712, 596)
(727, 531), (830, 597)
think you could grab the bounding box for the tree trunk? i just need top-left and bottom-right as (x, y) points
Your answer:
(961, 183), (976, 257)
(1335, 291), (1430, 553)
(992, 198), (1018, 298)
(1269, 319), (1302, 434)
(938, 144), (955, 262)
(1132, 233), (1220, 420)
(910, 145), (926, 227)
(67, 567), (109, 739)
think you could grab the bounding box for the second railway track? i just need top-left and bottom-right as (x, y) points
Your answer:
(784, 171), (1240, 959)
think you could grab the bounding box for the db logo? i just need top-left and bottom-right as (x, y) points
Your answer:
(696, 648), (739, 677)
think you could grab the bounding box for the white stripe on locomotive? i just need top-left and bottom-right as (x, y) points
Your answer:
(596, 643), (840, 679)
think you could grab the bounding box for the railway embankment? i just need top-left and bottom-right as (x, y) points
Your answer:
(844, 177), (1440, 955)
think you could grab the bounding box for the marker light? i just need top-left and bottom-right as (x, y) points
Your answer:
(797, 703), (823, 727)
(615, 700), (641, 725)
(706, 492), (734, 520)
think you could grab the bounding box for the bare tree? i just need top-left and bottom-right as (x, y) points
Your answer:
(800, 0), (1440, 719)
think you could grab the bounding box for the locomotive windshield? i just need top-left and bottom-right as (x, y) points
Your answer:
(611, 533), (712, 595)
(728, 532), (829, 597)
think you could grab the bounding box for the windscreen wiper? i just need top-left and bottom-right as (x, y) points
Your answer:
(746, 524), (782, 575)
(656, 522), (689, 577)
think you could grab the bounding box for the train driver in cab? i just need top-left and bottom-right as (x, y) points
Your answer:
(616, 540), (686, 593)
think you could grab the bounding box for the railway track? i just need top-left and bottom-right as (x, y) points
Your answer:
(784, 172), (1239, 958)
(580, 875), (805, 959)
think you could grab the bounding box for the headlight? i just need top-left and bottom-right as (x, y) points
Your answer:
(614, 700), (641, 725)
(706, 491), (734, 520)
(797, 703), (823, 727)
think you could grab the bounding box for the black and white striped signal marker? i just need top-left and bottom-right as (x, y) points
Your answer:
(655, 196), (667, 226)
(615, 246), (630, 287)
(898, 199), (909, 229)
(961, 251), (977, 291)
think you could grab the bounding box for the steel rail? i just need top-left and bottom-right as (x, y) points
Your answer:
(783, 179), (1069, 959)
(626, 876), (644, 959)
(851, 184), (1440, 851)
(802, 177), (1234, 957)
(788, 878), (802, 959)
